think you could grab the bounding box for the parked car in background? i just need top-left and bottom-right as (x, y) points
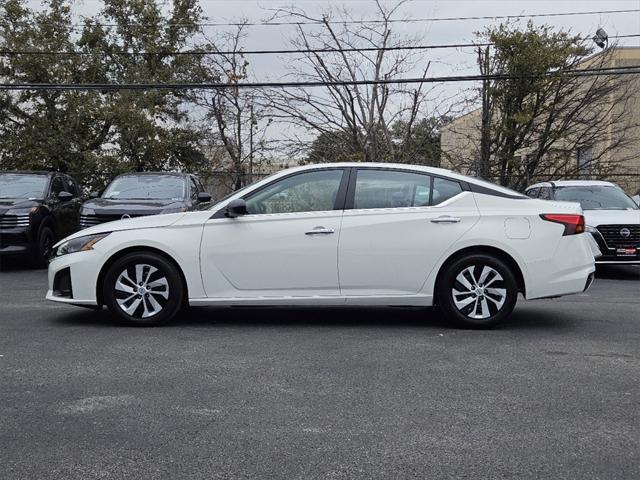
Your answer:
(525, 180), (639, 265)
(48, 163), (595, 328)
(0, 171), (82, 266)
(80, 172), (211, 229)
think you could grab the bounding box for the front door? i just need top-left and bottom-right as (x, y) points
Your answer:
(200, 169), (346, 298)
(338, 169), (480, 296)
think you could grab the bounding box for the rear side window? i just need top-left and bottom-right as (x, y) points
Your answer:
(353, 170), (432, 209)
(432, 177), (463, 205)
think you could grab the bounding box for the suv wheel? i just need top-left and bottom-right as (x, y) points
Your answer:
(437, 254), (518, 328)
(103, 252), (184, 326)
(32, 225), (56, 268)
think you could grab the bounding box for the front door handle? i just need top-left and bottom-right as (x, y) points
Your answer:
(305, 226), (335, 235)
(430, 216), (461, 224)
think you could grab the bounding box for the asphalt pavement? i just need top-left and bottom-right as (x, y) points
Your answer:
(0, 263), (639, 479)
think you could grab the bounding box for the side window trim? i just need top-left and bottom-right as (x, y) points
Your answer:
(211, 167), (348, 218)
(344, 167), (465, 210)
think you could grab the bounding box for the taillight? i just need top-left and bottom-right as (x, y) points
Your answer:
(540, 214), (585, 236)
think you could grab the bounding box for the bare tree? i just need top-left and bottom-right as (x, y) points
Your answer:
(264, 0), (438, 163)
(192, 24), (273, 191)
(442, 22), (640, 190)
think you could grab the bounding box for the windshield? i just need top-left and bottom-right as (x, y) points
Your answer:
(0, 174), (48, 199)
(555, 185), (638, 210)
(102, 175), (186, 200)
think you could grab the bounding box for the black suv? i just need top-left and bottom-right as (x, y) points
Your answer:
(80, 172), (211, 229)
(0, 171), (83, 266)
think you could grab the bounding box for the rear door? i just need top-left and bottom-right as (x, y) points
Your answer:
(338, 168), (480, 297)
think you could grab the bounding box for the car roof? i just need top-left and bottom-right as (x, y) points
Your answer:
(0, 170), (55, 176)
(526, 180), (617, 189)
(254, 162), (526, 198)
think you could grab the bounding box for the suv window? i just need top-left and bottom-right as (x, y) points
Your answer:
(245, 169), (344, 214)
(66, 177), (79, 197)
(526, 188), (539, 198)
(432, 177), (463, 205)
(189, 177), (200, 201)
(539, 187), (552, 200)
(50, 176), (66, 197)
(353, 170), (431, 209)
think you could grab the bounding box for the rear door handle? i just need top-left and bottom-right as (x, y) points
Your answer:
(305, 227), (335, 235)
(430, 216), (461, 224)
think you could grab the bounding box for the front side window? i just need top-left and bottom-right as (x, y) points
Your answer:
(554, 186), (638, 210)
(353, 170), (432, 209)
(50, 177), (66, 197)
(190, 177), (200, 201)
(102, 175), (186, 200)
(0, 174), (48, 199)
(245, 169), (344, 214)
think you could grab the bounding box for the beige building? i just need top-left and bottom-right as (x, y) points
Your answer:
(441, 47), (640, 193)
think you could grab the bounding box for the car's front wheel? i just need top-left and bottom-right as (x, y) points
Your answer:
(103, 252), (184, 326)
(437, 254), (518, 328)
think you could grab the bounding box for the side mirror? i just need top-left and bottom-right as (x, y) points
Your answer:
(58, 191), (73, 201)
(197, 191), (212, 203)
(225, 198), (248, 218)
(89, 191), (99, 199)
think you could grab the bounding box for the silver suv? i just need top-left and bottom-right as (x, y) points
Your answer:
(525, 180), (639, 265)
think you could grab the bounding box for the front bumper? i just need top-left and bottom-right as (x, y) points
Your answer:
(588, 230), (639, 265)
(46, 250), (101, 306)
(0, 226), (33, 255)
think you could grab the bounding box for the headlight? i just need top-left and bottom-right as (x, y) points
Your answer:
(6, 206), (39, 215)
(53, 233), (110, 258)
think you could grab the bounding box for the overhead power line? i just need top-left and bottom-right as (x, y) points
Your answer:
(2, 34), (639, 57)
(1, 8), (637, 30)
(2, 65), (640, 91)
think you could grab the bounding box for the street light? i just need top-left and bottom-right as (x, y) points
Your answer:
(593, 28), (608, 49)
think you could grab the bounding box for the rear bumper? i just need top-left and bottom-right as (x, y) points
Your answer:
(525, 233), (596, 300)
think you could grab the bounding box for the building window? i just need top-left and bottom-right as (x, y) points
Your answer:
(577, 147), (593, 176)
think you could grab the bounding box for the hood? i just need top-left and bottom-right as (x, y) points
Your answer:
(584, 209), (640, 227)
(0, 198), (40, 214)
(56, 212), (188, 246)
(83, 197), (185, 215)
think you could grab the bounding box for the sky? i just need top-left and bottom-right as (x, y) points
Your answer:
(22, 0), (640, 150)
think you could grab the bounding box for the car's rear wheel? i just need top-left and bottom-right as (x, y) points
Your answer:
(103, 252), (184, 326)
(437, 254), (518, 328)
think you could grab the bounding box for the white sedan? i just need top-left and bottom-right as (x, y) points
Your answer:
(47, 163), (595, 328)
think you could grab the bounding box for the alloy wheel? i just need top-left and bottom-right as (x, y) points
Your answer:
(114, 263), (170, 318)
(451, 265), (507, 319)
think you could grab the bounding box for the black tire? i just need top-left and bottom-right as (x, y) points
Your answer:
(437, 254), (518, 329)
(31, 225), (56, 268)
(102, 252), (184, 326)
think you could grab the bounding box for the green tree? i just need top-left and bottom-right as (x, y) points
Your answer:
(448, 21), (637, 189)
(0, 0), (207, 190)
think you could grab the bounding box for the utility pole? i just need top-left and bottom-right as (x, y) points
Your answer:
(477, 45), (491, 180)
(248, 102), (257, 184)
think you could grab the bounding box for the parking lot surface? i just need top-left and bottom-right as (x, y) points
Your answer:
(1, 264), (639, 480)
